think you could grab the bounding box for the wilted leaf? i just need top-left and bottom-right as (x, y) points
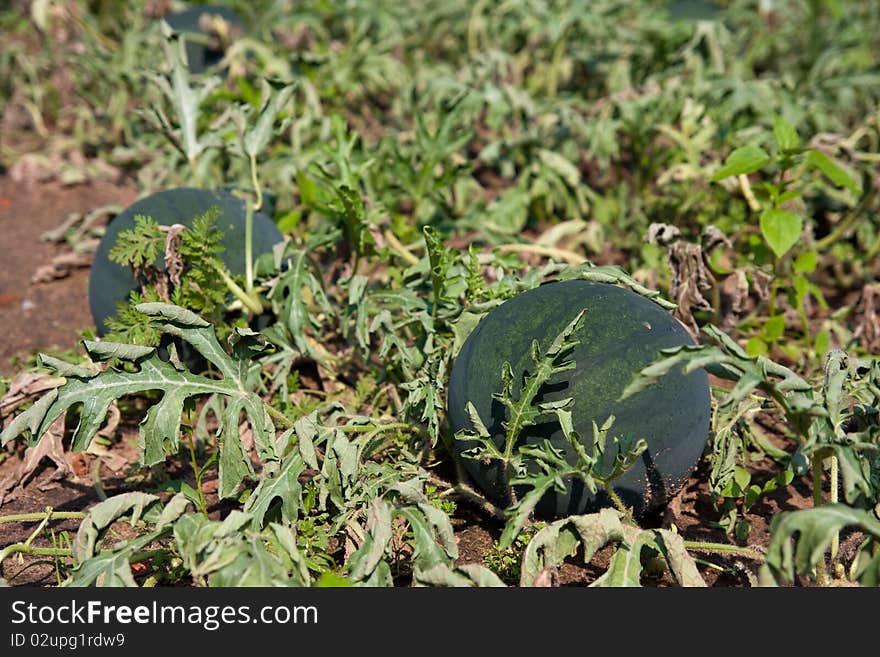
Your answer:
(149, 29), (222, 164)
(414, 563), (506, 587)
(244, 453), (306, 527)
(173, 512), (310, 586)
(760, 505), (880, 586)
(520, 509), (623, 586)
(591, 529), (654, 587)
(0, 416), (71, 505)
(243, 79), (295, 158)
(665, 239), (714, 338)
(347, 497), (394, 583)
(67, 492), (184, 587)
(652, 528), (707, 587)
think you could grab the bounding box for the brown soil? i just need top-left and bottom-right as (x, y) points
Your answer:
(0, 175), (833, 587)
(0, 177), (137, 376)
(0, 177), (137, 584)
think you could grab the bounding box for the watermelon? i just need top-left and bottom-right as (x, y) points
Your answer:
(447, 280), (711, 518)
(89, 187), (283, 335)
(164, 4), (242, 73)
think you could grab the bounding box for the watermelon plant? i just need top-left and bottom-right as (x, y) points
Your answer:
(1, 0), (880, 590)
(89, 187), (284, 336)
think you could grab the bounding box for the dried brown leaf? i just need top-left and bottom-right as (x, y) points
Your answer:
(645, 222), (682, 246)
(701, 225), (733, 252)
(97, 401), (121, 441)
(31, 251), (93, 283)
(0, 416), (72, 506)
(750, 269), (772, 302)
(142, 264), (170, 303)
(532, 566), (560, 587)
(160, 223), (187, 287)
(853, 283), (880, 354)
(1, 373), (65, 426)
(666, 240), (714, 338)
(718, 269), (751, 328)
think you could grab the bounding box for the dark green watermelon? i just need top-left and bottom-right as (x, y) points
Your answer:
(89, 187), (283, 335)
(447, 280), (711, 518)
(164, 4), (242, 73)
(663, 0), (722, 22)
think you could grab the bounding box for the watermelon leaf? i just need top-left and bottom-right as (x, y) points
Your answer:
(149, 26), (222, 167)
(414, 563), (507, 587)
(347, 480), (475, 586)
(173, 512), (311, 587)
(519, 509), (706, 587)
(0, 303), (279, 499)
(68, 492), (190, 587)
(760, 505), (880, 586)
(242, 79), (295, 159)
(495, 309), (586, 458)
(456, 310), (586, 478)
(267, 247), (331, 360)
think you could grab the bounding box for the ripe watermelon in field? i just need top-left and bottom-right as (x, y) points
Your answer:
(164, 4), (242, 73)
(89, 187), (283, 335)
(447, 280), (711, 518)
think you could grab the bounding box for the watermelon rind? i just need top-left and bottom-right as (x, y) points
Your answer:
(447, 280), (711, 518)
(89, 187), (283, 335)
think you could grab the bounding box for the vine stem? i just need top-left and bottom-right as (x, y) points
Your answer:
(603, 485), (634, 525)
(263, 404), (419, 439)
(493, 243), (585, 265)
(0, 545), (72, 565)
(738, 174), (761, 211)
(339, 422), (416, 434)
(425, 472), (507, 520)
(249, 153), (263, 213)
(383, 229), (420, 265)
(812, 451), (828, 586)
(265, 403), (294, 429)
(245, 201), (255, 295)
(244, 154), (263, 298)
(451, 483), (507, 520)
(385, 240), (586, 266)
(215, 266), (264, 316)
(814, 187), (875, 252)
(830, 455), (839, 560)
(683, 541), (766, 562)
(0, 511), (86, 524)
(0, 507), (83, 569)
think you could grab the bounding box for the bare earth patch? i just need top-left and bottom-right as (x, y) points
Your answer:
(0, 177), (136, 376)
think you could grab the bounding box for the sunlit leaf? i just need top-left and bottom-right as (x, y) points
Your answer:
(710, 145), (770, 181)
(760, 208), (802, 258)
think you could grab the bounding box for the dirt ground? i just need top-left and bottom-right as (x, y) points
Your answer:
(0, 177), (136, 376)
(0, 177), (137, 584)
(0, 175), (836, 587)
